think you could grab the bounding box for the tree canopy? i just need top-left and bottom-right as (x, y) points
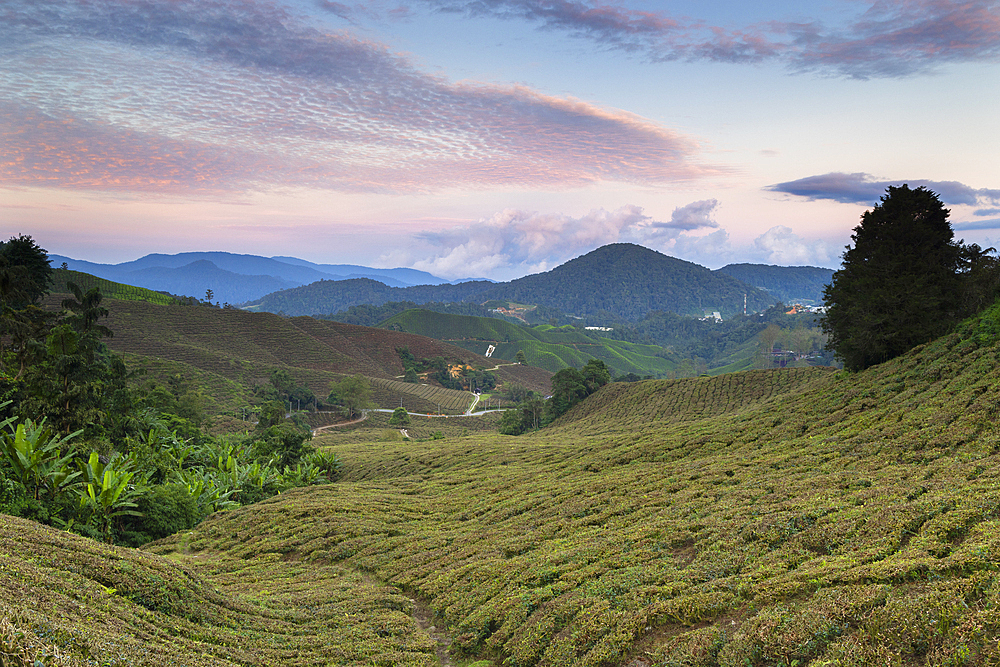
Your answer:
(822, 185), (998, 371)
(0, 235), (53, 309)
(328, 375), (373, 419)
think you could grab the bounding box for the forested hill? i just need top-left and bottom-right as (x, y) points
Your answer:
(247, 244), (776, 320)
(245, 277), (494, 317)
(485, 243), (774, 319)
(715, 263), (834, 304)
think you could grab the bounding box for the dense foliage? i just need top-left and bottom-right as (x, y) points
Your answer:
(325, 300), (495, 326)
(499, 359), (611, 435)
(327, 375), (374, 419)
(0, 237), (342, 546)
(0, 234), (54, 309)
(246, 244), (776, 321)
(714, 263), (834, 304)
(823, 185), (1000, 371)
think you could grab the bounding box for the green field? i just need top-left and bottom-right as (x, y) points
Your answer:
(42, 294), (550, 416)
(51, 267), (180, 305)
(383, 309), (683, 377)
(8, 299), (1000, 665)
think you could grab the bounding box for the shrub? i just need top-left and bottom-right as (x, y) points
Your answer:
(388, 407), (411, 426)
(119, 483), (200, 546)
(251, 422), (314, 468)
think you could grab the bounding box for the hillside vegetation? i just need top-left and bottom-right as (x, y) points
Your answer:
(47, 296), (551, 415)
(715, 264), (834, 305)
(163, 303), (1000, 666)
(382, 309), (683, 377)
(247, 244), (776, 321)
(51, 268), (181, 305)
(8, 299), (1000, 664)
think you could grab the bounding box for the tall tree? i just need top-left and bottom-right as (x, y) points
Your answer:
(544, 359), (610, 423)
(0, 235), (53, 309)
(328, 375), (373, 419)
(822, 185), (971, 371)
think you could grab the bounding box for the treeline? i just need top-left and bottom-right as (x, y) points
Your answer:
(498, 359), (611, 435)
(396, 347), (496, 392)
(247, 244), (778, 321)
(0, 236), (343, 547)
(324, 300), (495, 327)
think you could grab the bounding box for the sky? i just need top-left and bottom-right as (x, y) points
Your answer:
(1, 0), (999, 281)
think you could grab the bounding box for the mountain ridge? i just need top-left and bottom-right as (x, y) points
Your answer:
(49, 251), (454, 304)
(715, 262), (835, 304)
(250, 243), (780, 321)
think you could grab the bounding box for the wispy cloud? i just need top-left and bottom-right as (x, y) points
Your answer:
(765, 172), (1000, 207)
(406, 205), (659, 278)
(399, 200), (737, 278)
(0, 0), (711, 196)
(399, 0), (1000, 78)
(954, 218), (1000, 231)
(666, 225), (836, 269)
(787, 0), (1000, 77)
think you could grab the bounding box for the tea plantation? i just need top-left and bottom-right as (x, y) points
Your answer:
(7, 302), (1000, 665)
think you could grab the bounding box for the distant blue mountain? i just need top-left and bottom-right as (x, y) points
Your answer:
(48, 251), (452, 304)
(268, 256), (452, 286)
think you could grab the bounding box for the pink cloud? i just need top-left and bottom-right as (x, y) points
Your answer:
(410, 0), (1000, 76)
(0, 0), (713, 196)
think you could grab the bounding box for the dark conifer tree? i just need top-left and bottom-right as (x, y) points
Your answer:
(0, 235), (53, 309)
(822, 185), (965, 371)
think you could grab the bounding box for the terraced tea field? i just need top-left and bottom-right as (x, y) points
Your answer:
(52, 268), (179, 305)
(43, 294), (551, 415)
(10, 298), (1000, 666)
(370, 377), (476, 414)
(159, 306), (1000, 666)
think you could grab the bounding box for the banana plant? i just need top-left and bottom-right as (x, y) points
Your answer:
(172, 468), (239, 517)
(77, 451), (143, 542)
(0, 416), (81, 500)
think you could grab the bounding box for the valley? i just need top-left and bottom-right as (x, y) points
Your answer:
(6, 299), (1000, 665)
(5, 239), (998, 666)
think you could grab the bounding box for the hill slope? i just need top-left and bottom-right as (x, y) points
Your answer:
(715, 263), (834, 304)
(486, 243), (775, 319)
(382, 308), (683, 376)
(248, 244), (777, 320)
(50, 267), (180, 305)
(0, 513), (438, 666)
(45, 294), (552, 414)
(10, 300), (1000, 664)
(158, 300), (1000, 665)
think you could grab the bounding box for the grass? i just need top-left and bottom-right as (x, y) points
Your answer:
(51, 268), (180, 305)
(7, 302), (1000, 665)
(43, 292), (551, 415)
(382, 309), (681, 377)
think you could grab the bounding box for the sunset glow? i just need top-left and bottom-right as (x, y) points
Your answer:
(2, 0), (998, 278)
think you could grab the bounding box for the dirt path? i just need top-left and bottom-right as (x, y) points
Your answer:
(311, 412), (367, 434)
(411, 597), (455, 666)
